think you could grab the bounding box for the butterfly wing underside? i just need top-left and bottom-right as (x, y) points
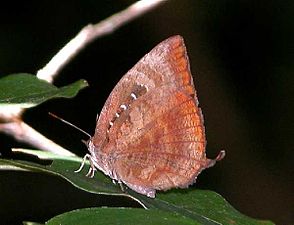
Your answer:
(92, 35), (197, 147)
(112, 87), (209, 194)
(90, 35), (224, 197)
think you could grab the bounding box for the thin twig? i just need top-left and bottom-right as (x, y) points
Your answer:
(0, 0), (167, 156)
(37, 0), (166, 83)
(0, 120), (74, 156)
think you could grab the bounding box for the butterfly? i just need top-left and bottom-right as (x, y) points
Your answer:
(77, 35), (225, 198)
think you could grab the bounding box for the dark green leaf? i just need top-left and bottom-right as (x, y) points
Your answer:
(0, 73), (88, 108)
(46, 208), (198, 225)
(0, 151), (275, 225)
(0, 155), (123, 196)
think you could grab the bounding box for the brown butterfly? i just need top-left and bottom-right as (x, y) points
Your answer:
(77, 35), (225, 198)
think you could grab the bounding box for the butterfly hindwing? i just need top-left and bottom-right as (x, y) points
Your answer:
(111, 87), (209, 192)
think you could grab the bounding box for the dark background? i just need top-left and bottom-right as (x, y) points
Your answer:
(0, 1), (293, 224)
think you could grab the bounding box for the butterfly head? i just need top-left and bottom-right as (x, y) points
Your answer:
(83, 136), (116, 179)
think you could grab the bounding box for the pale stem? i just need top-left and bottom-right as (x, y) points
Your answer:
(0, 121), (74, 156)
(37, 0), (166, 83)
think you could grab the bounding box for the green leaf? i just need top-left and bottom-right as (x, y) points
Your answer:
(0, 73), (88, 108)
(0, 152), (275, 225)
(46, 208), (198, 225)
(155, 191), (273, 225)
(0, 153), (123, 196)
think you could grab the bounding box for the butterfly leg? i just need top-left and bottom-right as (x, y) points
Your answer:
(75, 154), (91, 173)
(75, 153), (96, 178)
(118, 181), (126, 192)
(86, 157), (97, 178)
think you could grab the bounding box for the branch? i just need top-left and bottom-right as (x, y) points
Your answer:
(0, 120), (74, 156)
(37, 0), (166, 83)
(1, 0), (167, 156)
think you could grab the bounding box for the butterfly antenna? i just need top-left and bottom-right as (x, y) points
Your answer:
(48, 112), (91, 139)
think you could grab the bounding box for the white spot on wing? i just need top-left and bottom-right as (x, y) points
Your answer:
(131, 93), (137, 100)
(120, 104), (127, 110)
(141, 83), (149, 91)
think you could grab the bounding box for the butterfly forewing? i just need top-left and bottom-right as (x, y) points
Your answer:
(92, 36), (196, 148)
